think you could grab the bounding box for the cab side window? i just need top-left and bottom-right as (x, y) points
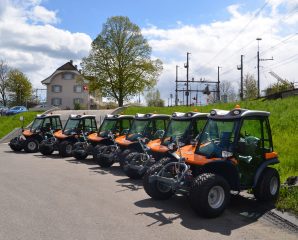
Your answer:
(149, 119), (168, 140)
(117, 119), (131, 135)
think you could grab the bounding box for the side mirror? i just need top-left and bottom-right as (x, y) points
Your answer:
(190, 139), (197, 147)
(236, 141), (245, 154)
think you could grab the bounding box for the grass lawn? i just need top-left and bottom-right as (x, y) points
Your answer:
(0, 111), (44, 139)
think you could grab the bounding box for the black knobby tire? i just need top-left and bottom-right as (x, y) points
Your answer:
(23, 138), (39, 153)
(143, 158), (175, 200)
(9, 137), (23, 151)
(96, 145), (115, 167)
(189, 173), (230, 218)
(73, 142), (88, 160)
(58, 141), (74, 157)
(119, 149), (133, 170)
(39, 140), (54, 155)
(253, 167), (280, 202)
(92, 144), (105, 161)
(124, 152), (145, 179)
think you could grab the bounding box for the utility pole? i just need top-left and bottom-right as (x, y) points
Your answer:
(256, 38), (273, 98)
(184, 52), (190, 106)
(237, 55), (244, 100)
(190, 85), (191, 106)
(183, 88), (184, 106)
(175, 65), (178, 106)
(217, 67), (222, 102)
(139, 92), (140, 106)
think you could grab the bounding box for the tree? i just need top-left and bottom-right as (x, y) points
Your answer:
(206, 80), (237, 103)
(239, 73), (258, 101)
(144, 89), (165, 107)
(265, 79), (293, 95)
(6, 69), (33, 106)
(80, 16), (163, 107)
(0, 59), (10, 106)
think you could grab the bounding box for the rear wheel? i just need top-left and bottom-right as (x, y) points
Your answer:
(9, 137), (23, 151)
(143, 158), (175, 200)
(40, 140), (54, 155)
(24, 138), (39, 153)
(73, 142), (88, 160)
(58, 141), (74, 157)
(189, 173), (230, 218)
(253, 167), (280, 202)
(124, 152), (145, 179)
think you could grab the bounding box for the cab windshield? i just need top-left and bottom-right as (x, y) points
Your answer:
(63, 119), (80, 135)
(161, 119), (192, 146)
(98, 119), (117, 137)
(195, 119), (240, 158)
(31, 118), (44, 132)
(126, 119), (150, 141)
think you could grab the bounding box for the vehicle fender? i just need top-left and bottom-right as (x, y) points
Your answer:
(251, 157), (280, 188)
(201, 160), (240, 191)
(125, 142), (142, 152)
(64, 136), (79, 144)
(28, 134), (44, 143)
(94, 138), (113, 146)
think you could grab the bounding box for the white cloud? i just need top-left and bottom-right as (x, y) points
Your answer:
(0, 0), (92, 99)
(141, 1), (298, 104)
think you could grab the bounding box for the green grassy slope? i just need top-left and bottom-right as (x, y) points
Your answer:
(0, 111), (44, 139)
(123, 97), (298, 182)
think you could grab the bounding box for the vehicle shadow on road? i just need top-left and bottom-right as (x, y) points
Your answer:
(114, 178), (144, 192)
(88, 165), (128, 177)
(134, 193), (273, 235)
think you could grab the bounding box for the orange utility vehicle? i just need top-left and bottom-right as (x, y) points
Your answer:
(72, 113), (133, 160)
(123, 110), (208, 179)
(144, 106), (280, 218)
(94, 112), (170, 169)
(39, 113), (97, 157)
(9, 113), (62, 153)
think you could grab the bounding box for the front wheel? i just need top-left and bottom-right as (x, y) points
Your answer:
(253, 167), (280, 202)
(58, 141), (74, 157)
(24, 138), (39, 153)
(143, 159), (175, 200)
(96, 145), (115, 167)
(119, 149), (133, 170)
(73, 142), (88, 160)
(189, 173), (230, 218)
(40, 140), (54, 155)
(124, 152), (144, 179)
(9, 137), (23, 151)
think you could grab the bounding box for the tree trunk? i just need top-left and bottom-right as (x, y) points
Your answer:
(118, 99), (123, 107)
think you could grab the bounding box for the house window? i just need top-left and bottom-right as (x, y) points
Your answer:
(52, 85), (62, 93)
(74, 98), (83, 105)
(52, 98), (62, 106)
(62, 73), (74, 79)
(74, 85), (83, 93)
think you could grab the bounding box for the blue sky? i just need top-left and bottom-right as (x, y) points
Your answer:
(0, 0), (297, 105)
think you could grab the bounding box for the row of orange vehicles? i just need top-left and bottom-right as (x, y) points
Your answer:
(9, 106), (281, 218)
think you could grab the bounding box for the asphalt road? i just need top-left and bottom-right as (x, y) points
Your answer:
(0, 143), (297, 240)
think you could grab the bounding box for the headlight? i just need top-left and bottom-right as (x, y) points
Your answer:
(168, 143), (177, 151)
(210, 110), (216, 115)
(222, 151), (233, 158)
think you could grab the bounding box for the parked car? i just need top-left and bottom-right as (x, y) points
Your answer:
(0, 106), (9, 116)
(6, 106), (28, 116)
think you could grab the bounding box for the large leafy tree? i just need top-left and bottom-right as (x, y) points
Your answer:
(144, 89), (165, 107)
(238, 73), (258, 101)
(6, 69), (33, 106)
(80, 16), (163, 107)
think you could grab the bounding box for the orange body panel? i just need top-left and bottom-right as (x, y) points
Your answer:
(265, 152), (278, 159)
(116, 135), (135, 146)
(23, 130), (34, 137)
(147, 139), (169, 153)
(88, 133), (104, 142)
(54, 130), (68, 139)
(175, 145), (237, 166)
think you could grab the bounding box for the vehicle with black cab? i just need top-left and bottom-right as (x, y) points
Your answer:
(72, 113), (133, 160)
(9, 113), (62, 153)
(39, 113), (97, 157)
(94, 112), (170, 170)
(144, 106), (280, 218)
(123, 110), (208, 179)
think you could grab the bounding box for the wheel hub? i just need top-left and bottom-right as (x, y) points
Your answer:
(208, 186), (225, 209)
(66, 145), (72, 154)
(28, 142), (36, 151)
(270, 176), (278, 195)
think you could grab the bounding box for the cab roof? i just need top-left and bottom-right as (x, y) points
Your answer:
(36, 114), (61, 118)
(104, 114), (134, 119)
(68, 114), (96, 119)
(208, 108), (270, 120)
(134, 113), (171, 119)
(171, 111), (208, 119)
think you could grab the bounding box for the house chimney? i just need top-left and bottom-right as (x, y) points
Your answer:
(70, 60), (73, 65)
(75, 65), (77, 69)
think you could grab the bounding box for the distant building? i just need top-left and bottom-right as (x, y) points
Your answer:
(41, 60), (100, 109)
